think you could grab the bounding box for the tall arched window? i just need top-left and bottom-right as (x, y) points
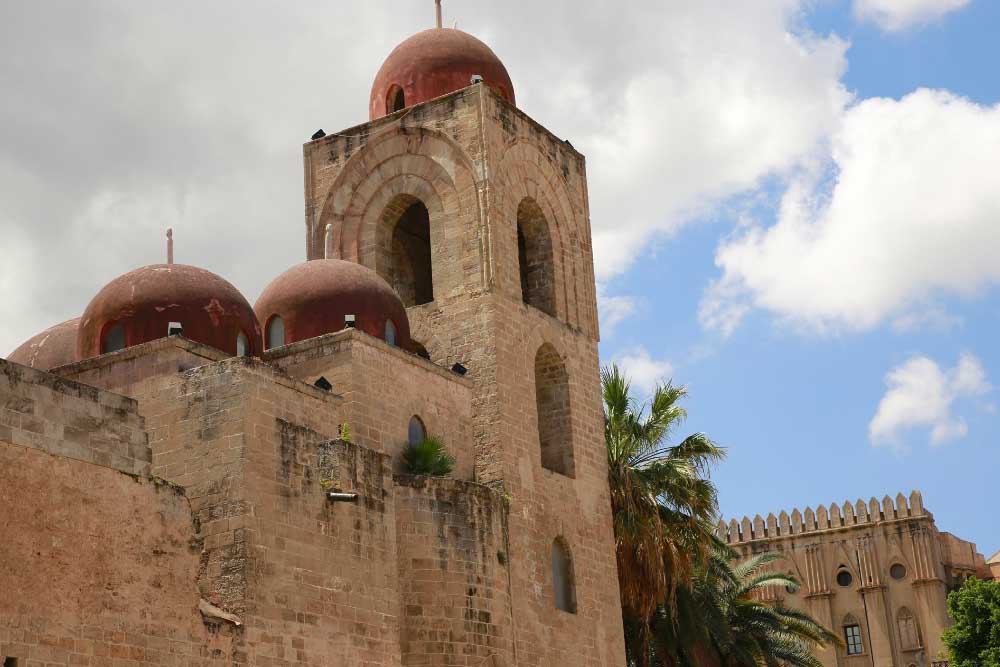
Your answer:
(102, 322), (126, 354)
(552, 538), (577, 613)
(384, 196), (434, 306)
(266, 315), (285, 350)
(387, 85), (405, 113)
(516, 198), (556, 317)
(236, 331), (250, 357)
(897, 608), (922, 650)
(408, 415), (426, 445)
(385, 320), (397, 346)
(534, 343), (574, 477)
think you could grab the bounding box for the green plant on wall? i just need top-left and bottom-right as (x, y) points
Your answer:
(402, 435), (455, 476)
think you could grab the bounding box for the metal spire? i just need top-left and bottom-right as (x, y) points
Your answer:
(435, 0), (442, 28)
(166, 228), (174, 265)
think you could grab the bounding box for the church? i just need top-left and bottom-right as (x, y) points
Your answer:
(1, 11), (626, 667)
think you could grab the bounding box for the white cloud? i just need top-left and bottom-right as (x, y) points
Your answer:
(869, 353), (991, 453)
(597, 290), (638, 339)
(613, 347), (674, 396)
(703, 89), (1000, 336)
(854, 0), (971, 31)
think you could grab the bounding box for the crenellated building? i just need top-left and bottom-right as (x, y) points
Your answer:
(0, 12), (625, 667)
(719, 492), (991, 667)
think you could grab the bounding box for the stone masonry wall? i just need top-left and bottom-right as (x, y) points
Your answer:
(264, 330), (475, 480)
(393, 476), (513, 667)
(0, 358), (149, 476)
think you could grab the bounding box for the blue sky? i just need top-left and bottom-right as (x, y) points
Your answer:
(598, 0), (1000, 556)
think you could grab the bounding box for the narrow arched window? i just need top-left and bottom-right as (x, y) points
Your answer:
(408, 415), (426, 445)
(236, 331), (250, 357)
(535, 343), (574, 477)
(385, 196), (434, 306)
(897, 608), (921, 649)
(843, 615), (864, 656)
(388, 85), (405, 113)
(552, 538), (576, 613)
(385, 320), (397, 346)
(266, 315), (285, 350)
(516, 198), (556, 317)
(102, 323), (126, 354)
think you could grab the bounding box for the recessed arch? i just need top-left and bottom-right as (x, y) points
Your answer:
(236, 330), (250, 357)
(534, 343), (574, 477)
(408, 415), (427, 445)
(551, 537), (577, 613)
(897, 607), (922, 650)
(517, 197), (556, 316)
(385, 319), (398, 346)
(380, 194), (433, 306)
(387, 85), (405, 113)
(101, 322), (125, 354)
(266, 315), (285, 350)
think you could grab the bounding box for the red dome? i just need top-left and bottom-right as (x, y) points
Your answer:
(255, 260), (411, 351)
(78, 264), (261, 359)
(7, 317), (80, 370)
(370, 28), (515, 120)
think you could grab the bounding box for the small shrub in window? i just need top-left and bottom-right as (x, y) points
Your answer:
(402, 435), (455, 476)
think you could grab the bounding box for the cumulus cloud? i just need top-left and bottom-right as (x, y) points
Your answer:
(597, 290), (638, 339)
(853, 0), (971, 31)
(613, 347), (674, 396)
(0, 1), (852, 354)
(703, 89), (1000, 336)
(869, 353), (991, 453)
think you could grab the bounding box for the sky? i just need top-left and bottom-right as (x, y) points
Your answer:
(0, 1), (997, 555)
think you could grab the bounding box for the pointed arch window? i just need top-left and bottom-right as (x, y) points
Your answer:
(236, 330), (250, 357)
(897, 608), (922, 650)
(383, 195), (433, 306)
(102, 322), (126, 354)
(266, 315), (285, 350)
(843, 615), (864, 656)
(408, 415), (426, 445)
(534, 343), (574, 477)
(516, 198), (556, 317)
(552, 538), (577, 613)
(385, 320), (397, 346)
(387, 85), (405, 113)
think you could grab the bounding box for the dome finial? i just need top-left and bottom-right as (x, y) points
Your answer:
(435, 0), (442, 29)
(166, 228), (174, 265)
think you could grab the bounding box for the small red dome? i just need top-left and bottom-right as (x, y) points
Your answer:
(7, 317), (80, 370)
(255, 260), (411, 351)
(78, 264), (261, 359)
(370, 28), (515, 120)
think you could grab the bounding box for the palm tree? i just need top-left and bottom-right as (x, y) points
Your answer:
(602, 364), (726, 664)
(644, 546), (841, 667)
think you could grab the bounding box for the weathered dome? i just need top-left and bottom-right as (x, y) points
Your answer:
(370, 28), (515, 120)
(255, 259), (411, 351)
(78, 264), (262, 359)
(7, 317), (81, 370)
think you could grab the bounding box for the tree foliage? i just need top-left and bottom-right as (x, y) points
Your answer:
(402, 435), (455, 476)
(943, 577), (1000, 667)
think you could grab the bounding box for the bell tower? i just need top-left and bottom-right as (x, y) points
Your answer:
(303, 20), (624, 665)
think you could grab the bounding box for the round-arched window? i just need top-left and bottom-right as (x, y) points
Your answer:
(408, 415), (426, 445)
(552, 538), (577, 613)
(890, 563), (907, 580)
(102, 322), (126, 354)
(236, 330), (250, 357)
(837, 570), (854, 587)
(266, 315), (285, 350)
(385, 320), (397, 347)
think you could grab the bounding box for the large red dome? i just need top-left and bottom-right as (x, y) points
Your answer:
(255, 260), (411, 351)
(7, 317), (80, 370)
(78, 264), (261, 359)
(370, 28), (514, 120)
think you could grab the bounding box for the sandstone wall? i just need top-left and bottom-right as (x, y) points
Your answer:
(264, 330), (476, 480)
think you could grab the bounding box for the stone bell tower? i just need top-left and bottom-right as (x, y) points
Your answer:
(302, 18), (625, 666)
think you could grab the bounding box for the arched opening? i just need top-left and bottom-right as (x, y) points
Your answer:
(384, 196), (434, 307)
(516, 198), (556, 317)
(534, 343), (574, 477)
(236, 330), (250, 357)
(897, 608), (922, 650)
(387, 85), (406, 113)
(385, 320), (397, 346)
(843, 615), (864, 656)
(101, 322), (125, 354)
(551, 538), (577, 613)
(266, 315), (285, 350)
(408, 415), (426, 445)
